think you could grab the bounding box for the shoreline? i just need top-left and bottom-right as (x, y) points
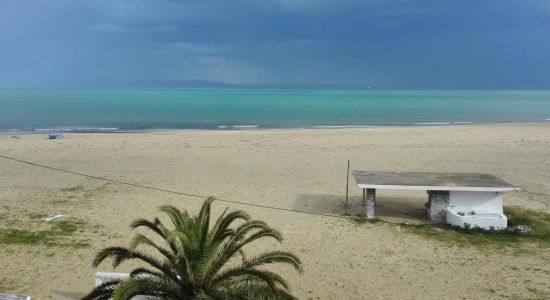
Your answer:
(1, 120), (550, 134)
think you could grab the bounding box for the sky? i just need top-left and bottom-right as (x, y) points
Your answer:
(0, 0), (549, 89)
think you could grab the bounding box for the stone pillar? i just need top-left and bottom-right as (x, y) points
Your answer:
(427, 190), (449, 220)
(365, 188), (376, 218)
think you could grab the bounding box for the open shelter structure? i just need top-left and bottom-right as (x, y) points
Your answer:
(353, 171), (519, 230)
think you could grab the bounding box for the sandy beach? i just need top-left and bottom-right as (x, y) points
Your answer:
(1, 123), (550, 299)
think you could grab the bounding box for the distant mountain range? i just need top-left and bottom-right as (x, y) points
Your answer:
(7, 79), (373, 89)
(140, 80), (237, 88)
(139, 80), (372, 89)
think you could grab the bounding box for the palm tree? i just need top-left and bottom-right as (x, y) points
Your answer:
(82, 197), (302, 300)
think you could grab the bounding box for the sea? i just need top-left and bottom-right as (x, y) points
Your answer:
(1, 88), (549, 131)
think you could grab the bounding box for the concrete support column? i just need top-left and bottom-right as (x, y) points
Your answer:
(427, 190), (449, 220)
(365, 188), (376, 218)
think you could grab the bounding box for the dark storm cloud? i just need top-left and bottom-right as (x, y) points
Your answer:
(1, 0), (549, 88)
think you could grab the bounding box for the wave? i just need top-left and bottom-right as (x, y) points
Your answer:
(34, 127), (119, 132)
(232, 125), (259, 128)
(416, 121), (473, 125)
(217, 125), (260, 129)
(11, 120), (547, 133)
(312, 125), (379, 129)
(416, 122), (451, 125)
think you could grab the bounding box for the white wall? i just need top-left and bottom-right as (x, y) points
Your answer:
(448, 191), (503, 213)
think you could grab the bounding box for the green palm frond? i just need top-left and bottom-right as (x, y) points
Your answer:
(81, 280), (120, 300)
(243, 251), (302, 272)
(160, 205), (191, 229)
(130, 218), (166, 238)
(128, 267), (164, 279)
(129, 233), (175, 261)
(82, 198), (302, 300)
(112, 277), (183, 300)
(211, 267), (289, 290)
(224, 281), (298, 300)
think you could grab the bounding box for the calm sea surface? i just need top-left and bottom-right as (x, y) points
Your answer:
(1, 89), (549, 131)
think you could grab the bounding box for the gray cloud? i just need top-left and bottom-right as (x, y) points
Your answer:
(92, 23), (178, 34)
(1, 0), (550, 88)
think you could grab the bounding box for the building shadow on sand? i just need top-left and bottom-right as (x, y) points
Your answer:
(293, 194), (429, 223)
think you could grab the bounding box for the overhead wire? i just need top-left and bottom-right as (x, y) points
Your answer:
(0, 154), (362, 220)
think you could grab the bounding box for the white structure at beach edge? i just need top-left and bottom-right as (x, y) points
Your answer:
(353, 171), (519, 230)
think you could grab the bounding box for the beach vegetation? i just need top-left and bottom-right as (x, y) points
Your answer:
(53, 219), (87, 235)
(345, 206), (550, 248)
(0, 229), (48, 245)
(82, 197), (302, 300)
(402, 206), (550, 248)
(504, 206), (550, 236)
(347, 215), (384, 226)
(0, 278), (14, 291)
(0, 218), (89, 248)
(27, 212), (48, 219)
(61, 185), (85, 192)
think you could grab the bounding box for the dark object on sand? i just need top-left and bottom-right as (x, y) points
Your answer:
(509, 225), (533, 234)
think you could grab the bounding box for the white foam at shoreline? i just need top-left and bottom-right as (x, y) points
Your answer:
(416, 122), (451, 125)
(216, 125), (260, 130)
(230, 125), (260, 129)
(312, 125), (379, 129)
(34, 127), (119, 132)
(34, 128), (56, 132)
(9, 120), (550, 133)
(415, 121), (473, 125)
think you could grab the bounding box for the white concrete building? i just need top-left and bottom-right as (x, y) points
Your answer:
(353, 171), (519, 230)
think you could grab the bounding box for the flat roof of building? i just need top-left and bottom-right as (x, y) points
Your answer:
(353, 171), (519, 192)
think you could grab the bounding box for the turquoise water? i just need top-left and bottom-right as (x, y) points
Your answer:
(1, 89), (549, 130)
